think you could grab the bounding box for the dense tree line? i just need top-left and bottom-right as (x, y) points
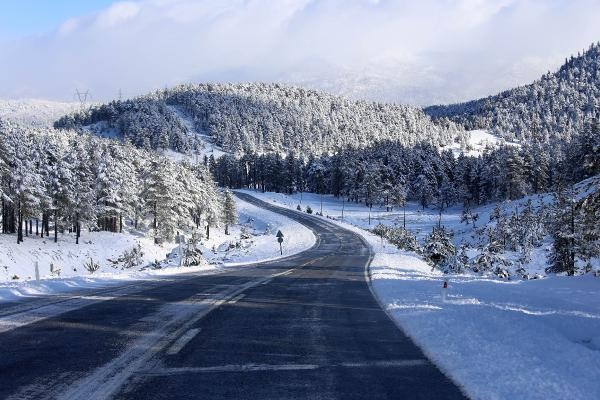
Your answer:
(211, 141), (561, 208)
(426, 42), (600, 143)
(55, 83), (464, 155)
(0, 119), (223, 245)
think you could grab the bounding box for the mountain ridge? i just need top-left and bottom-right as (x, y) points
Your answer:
(424, 42), (600, 143)
(55, 83), (464, 156)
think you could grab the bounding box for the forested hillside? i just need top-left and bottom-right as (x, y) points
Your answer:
(425, 42), (600, 142)
(0, 118), (222, 245)
(55, 98), (193, 153)
(56, 83), (463, 155)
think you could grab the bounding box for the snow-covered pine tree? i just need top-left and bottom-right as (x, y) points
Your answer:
(142, 158), (183, 243)
(547, 188), (579, 275)
(223, 189), (237, 235)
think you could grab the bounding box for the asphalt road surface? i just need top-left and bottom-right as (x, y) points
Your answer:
(0, 193), (467, 400)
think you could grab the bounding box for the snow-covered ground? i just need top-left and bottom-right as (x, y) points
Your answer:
(0, 196), (315, 303)
(445, 129), (520, 157)
(240, 189), (600, 400)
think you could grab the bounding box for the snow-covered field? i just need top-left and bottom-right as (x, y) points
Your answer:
(0, 196), (315, 303)
(240, 190), (600, 400)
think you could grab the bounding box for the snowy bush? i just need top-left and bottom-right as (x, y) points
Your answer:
(83, 258), (101, 274)
(371, 224), (389, 239)
(119, 244), (144, 269)
(388, 227), (421, 253)
(183, 246), (204, 267)
(471, 242), (511, 276)
(423, 227), (456, 271)
(371, 224), (421, 253)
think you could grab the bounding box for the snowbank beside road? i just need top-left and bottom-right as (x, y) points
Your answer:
(0, 195), (315, 304)
(368, 237), (600, 400)
(221, 195), (316, 266)
(240, 189), (600, 400)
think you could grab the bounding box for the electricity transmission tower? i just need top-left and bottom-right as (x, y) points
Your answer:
(74, 89), (90, 109)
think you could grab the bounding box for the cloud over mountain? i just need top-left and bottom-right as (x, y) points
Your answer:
(1, 0), (600, 104)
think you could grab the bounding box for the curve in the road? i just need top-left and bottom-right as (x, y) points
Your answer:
(0, 192), (468, 400)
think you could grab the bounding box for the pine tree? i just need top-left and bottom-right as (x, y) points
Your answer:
(223, 189), (237, 235)
(547, 188), (579, 275)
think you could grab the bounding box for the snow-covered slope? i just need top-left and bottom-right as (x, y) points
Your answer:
(0, 99), (79, 128)
(444, 129), (520, 157)
(167, 105), (228, 159)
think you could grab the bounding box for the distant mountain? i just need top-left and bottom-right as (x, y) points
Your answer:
(55, 83), (463, 155)
(0, 99), (79, 129)
(425, 42), (600, 143)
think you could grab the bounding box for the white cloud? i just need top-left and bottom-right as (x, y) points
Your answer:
(96, 1), (142, 27)
(1, 0), (599, 104)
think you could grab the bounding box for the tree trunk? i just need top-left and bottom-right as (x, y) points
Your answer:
(153, 202), (158, 244)
(44, 213), (50, 237)
(75, 213), (80, 244)
(54, 210), (58, 243)
(17, 200), (23, 244)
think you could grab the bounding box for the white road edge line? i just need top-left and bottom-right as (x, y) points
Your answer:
(166, 328), (201, 355)
(143, 359), (428, 376)
(227, 294), (245, 304)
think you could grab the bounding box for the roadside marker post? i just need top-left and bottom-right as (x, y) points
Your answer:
(276, 230), (284, 255)
(442, 279), (448, 302)
(176, 233), (186, 267)
(34, 261), (40, 285)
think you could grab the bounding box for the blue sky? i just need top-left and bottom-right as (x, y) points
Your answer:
(0, 0), (117, 38)
(0, 0), (599, 104)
